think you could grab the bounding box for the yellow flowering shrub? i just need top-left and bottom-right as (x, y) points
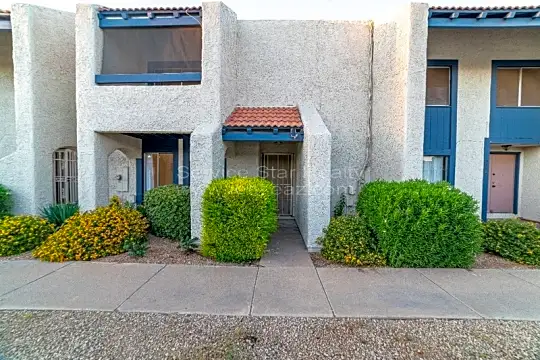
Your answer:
(0, 216), (54, 256)
(33, 197), (149, 262)
(317, 215), (386, 267)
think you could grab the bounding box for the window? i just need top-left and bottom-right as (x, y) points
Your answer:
(144, 153), (174, 191)
(423, 156), (448, 183)
(100, 27), (202, 84)
(426, 67), (450, 106)
(53, 148), (78, 204)
(496, 67), (540, 107)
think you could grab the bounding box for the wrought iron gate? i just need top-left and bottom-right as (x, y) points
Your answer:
(261, 153), (295, 216)
(53, 148), (78, 204)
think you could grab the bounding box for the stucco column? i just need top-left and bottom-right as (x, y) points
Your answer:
(190, 122), (225, 238)
(297, 103), (332, 249)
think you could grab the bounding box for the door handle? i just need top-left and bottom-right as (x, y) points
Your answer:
(491, 184), (496, 188)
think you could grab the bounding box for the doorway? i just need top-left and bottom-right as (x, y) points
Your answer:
(261, 153), (295, 217)
(488, 153), (519, 214)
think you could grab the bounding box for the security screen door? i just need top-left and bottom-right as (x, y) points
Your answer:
(261, 153), (295, 216)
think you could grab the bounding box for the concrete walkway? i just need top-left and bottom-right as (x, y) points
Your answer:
(1, 260), (540, 320)
(259, 219), (313, 268)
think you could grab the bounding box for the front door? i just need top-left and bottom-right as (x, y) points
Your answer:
(261, 153), (295, 216)
(488, 153), (517, 213)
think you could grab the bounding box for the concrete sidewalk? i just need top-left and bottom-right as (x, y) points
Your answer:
(1, 260), (540, 320)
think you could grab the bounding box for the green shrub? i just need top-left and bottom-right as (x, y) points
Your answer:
(357, 180), (483, 268)
(179, 236), (198, 252)
(317, 215), (386, 266)
(33, 197), (148, 262)
(201, 177), (278, 262)
(40, 203), (79, 229)
(144, 185), (190, 241)
(333, 193), (346, 217)
(484, 219), (540, 266)
(0, 216), (54, 256)
(123, 235), (149, 257)
(0, 184), (13, 219)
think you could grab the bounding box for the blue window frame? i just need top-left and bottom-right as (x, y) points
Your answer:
(490, 60), (540, 144)
(96, 9), (202, 85)
(424, 60), (458, 185)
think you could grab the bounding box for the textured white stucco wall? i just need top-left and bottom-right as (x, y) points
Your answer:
(428, 28), (540, 204)
(372, 3), (428, 181)
(0, 5), (76, 214)
(225, 142), (260, 177)
(0, 32), (15, 161)
(296, 103), (332, 249)
(519, 147), (540, 221)
(236, 19), (370, 212)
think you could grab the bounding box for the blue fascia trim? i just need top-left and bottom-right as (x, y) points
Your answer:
(99, 14), (201, 28)
(182, 134), (190, 186)
(481, 138), (491, 222)
(425, 60), (458, 185)
(95, 73), (202, 84)
(429, 17), (540, 28)
(222, 129), (304, 142)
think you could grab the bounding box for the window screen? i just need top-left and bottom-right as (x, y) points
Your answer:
(496, 69), (520, 106)
(101, 27), (202, 75)
(426, 67), (450, 106)
(521, 68), (540, 106)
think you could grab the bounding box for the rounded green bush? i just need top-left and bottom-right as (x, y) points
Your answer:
(0, 216), (54, 256)
(201, 176), (278, 262)
(143, 185), (190, 241)
(0, 184), (13, 219)
(357, 180), (483, 268)
(317, 215), (386, 267)
(484, 219), (540, 266)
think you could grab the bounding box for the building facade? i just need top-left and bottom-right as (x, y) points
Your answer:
(1, 2), (539, 249)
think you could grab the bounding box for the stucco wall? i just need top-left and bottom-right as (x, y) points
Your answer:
(520, 147), (540, 221)
(0, 5), (76, 214)
(225, 142), (260, 177)
(428, 28), (540, 204)
(372, 3), (428, 182)
(0, 32), (15, 161)
(296, 103), (331, 249)
(236, 19), (370, 211)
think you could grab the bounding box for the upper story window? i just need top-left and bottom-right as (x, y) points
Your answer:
(426, 67), (450, 106)
(96, 7), (202, 85)
(496, 67), (540, 107)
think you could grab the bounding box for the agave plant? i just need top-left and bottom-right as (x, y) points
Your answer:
(40, 203), (80, 229)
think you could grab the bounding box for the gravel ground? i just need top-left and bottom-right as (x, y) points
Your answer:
(0, 311), (539, 360)
(311, 252), (537, 269)
(95, 235), (258, 266)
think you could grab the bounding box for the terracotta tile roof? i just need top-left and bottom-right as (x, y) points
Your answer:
(0, 9), (10, 15)
(224, 106), (303, 128)
(430, 5), (540, 10)
(98, 6), (201, 12)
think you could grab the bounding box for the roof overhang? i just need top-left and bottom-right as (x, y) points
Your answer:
(97, 6), (201, 28)
(429, 7), (540, 28)
(222, 106), (304, 142)
(0, 12), (11, 31)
